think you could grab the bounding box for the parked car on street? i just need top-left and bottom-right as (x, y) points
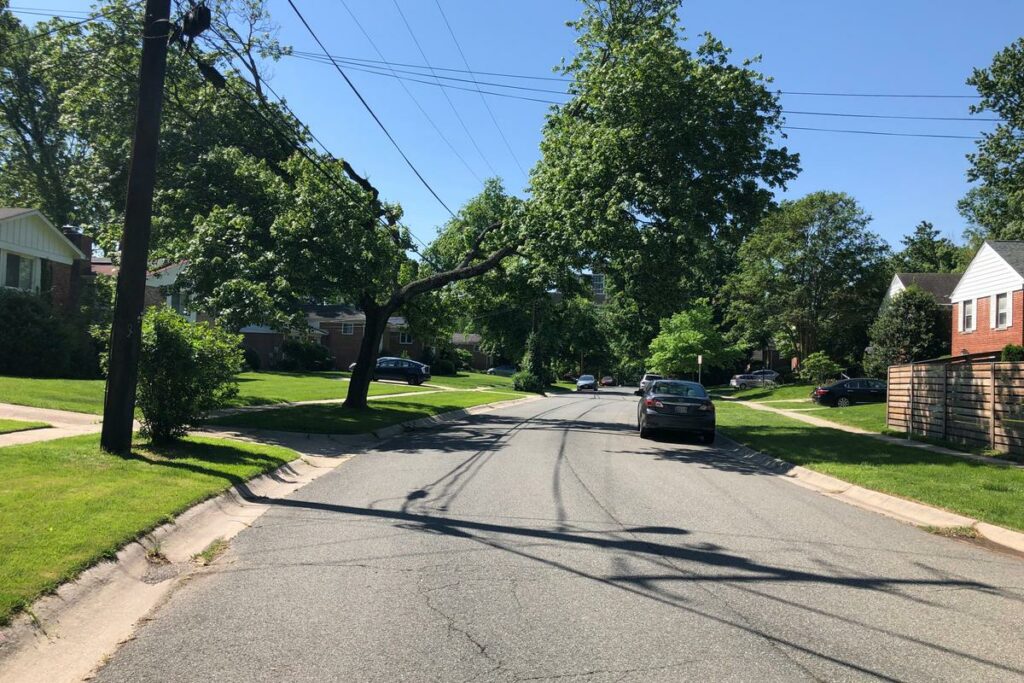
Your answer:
(811, 378), (887, 407)
(486, 365), (516, 376)
(600, 376), (616, 387)
(373, 357), (431, 385)
(576, 374), (598, 391)
(750, 369), (780, 382)
(635, 372), (663, 395)
(729, 374), (768, 390)
(637, 379), (715, 443)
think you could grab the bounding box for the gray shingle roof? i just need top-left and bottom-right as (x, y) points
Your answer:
(987, 241), (1024, 279)
(895, 272), (962, 305)
(0, 208), (34, 221)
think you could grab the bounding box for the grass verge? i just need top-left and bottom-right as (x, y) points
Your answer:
(715, 401), (1024, 532)
(0, 418), (49, 435)
(0, 376), (106, 414)
(207, 390), (524, 434)
(0, 433), (298, 625)
(726, 384), (816, 402)
(230, 371), (427, 406)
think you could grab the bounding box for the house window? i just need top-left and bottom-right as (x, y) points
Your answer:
(962, 299), (975, 332)
(592, 273), (605, 296)
(996, 293), (1009, 328)
(399, 332), (413, 345)
(340, 322), (354, 335)
(3, 252), (37, 291)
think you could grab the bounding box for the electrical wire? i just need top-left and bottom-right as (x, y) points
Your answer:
(781, 125), (981, 140)
(3, 2), (138, 49)
(285, 0), (455, 217)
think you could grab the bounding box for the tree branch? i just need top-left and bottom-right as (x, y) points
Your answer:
(395, 244), (517, 306)
(457, 221), (502, 269)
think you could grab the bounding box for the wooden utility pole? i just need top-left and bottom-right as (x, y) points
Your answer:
(101, 0), (173, 453)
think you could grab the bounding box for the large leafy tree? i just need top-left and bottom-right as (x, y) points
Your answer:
(959, 38), (1024, 241)
(892, 221), (965, 273)
(726, 191), (891, 364)
(864, 286), (948, 377)
(646, 300), (737, 377)
(529, 0), (799, 357)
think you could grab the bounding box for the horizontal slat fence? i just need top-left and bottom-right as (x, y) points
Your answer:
(887, 361), (1024, 454)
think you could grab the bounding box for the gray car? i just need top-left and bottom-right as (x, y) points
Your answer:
(637, 379), (715, 443)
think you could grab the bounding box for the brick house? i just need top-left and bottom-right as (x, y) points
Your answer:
(0, 208), (90, 313)
(452, 332), (491, 371)
(949, 241), (1024, 356)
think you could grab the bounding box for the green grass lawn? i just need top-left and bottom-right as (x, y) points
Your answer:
(427, 371), (517, 391)
(0, 418), (49, 435)
(727, 383), (816, 402)
(784, 402), (888, 433)
(715, 401), (1024, 532)
(0, 434), (298, 625)
(230, 371), (427, 406)
(0, 376), (106, 414)
(208, 390), (523, 434)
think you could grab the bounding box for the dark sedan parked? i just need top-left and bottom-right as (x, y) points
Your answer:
(637, 379), (715, 443)
(374, 357), (431, 385)
(811, 378), (887, 407)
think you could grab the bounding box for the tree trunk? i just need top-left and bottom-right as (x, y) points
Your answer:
(344, 304), (390, 409)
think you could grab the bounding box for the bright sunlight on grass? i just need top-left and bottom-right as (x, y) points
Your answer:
(0, 418), (49, 435)
(0, 434), (298, 625)
(0, 376), (106, 414)
(230, 371), (427, 406)
(715, 401), (1024, 531)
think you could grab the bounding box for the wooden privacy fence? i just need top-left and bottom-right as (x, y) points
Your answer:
(887, 362), (1024, 454)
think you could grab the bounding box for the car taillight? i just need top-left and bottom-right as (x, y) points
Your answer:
(814, 388), (829, 396)
(645, 398), (664, 408)
(697, 403), (714, 412)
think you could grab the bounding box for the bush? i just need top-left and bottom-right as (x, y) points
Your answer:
(137, 307), (243, 442)
(432, 359), (457, 375)
(1002, 344), (1024, 362)
(512, 371), (546, 393)
(274, 338), (333, 371)
(797, 351), (843, 385)
(455, 348), (473, 369)
(242, 346), (261, 370)
(0, 289), (91, 378)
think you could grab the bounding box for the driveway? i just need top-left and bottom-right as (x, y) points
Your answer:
(95, 388), (1024, 681)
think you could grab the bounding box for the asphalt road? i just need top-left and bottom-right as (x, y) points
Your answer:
(97, 389), (1024, 682)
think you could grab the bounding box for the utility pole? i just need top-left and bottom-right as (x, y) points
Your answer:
(101, 0), (173, 453)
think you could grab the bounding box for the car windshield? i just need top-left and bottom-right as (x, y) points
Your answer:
(579, 375), (595, 381)
(651, 381), (706, 398)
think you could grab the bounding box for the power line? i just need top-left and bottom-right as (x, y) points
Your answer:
(4, 3), (136, 49)
(389, 0), (498, 178)
(334, 0), (484, 185)
(780, 90), (979, 99)
(781, 125), (982, 140)
(784, 110), (999, 123)
(432, 0), (527, 177)
(284, 0), (455, 217)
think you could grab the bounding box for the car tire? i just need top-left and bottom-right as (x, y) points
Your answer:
(739, 383), (748, 390)
(639, 419), (651, 439)
(699, 431), (715, 444)
(836, 397), (851, 408)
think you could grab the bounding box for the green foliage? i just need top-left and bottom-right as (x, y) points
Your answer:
(959, 38), (1024, 240)
(864, 287), (947, 377)
(726, 191), (891, 364)
(1002, 344), (1024, 362)
(646, 300), (738, 377)
(892, 221), (966, 273)
(520, 331), (551, 383)
(432, 359), (457, 376)
(455, 348), (473, 369)
(797, 352), (843, 385)
(274, 338), (332, 372)
(0, 289), (91, 378)
(136, 307), (243, 442)
(242, 347), (261, 371)
(512, 372), (546, 394)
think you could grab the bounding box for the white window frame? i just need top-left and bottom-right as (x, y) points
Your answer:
(399, 331), (413, 345)
(960, 298), (976, 333)
(165, 290), (197, 323)
(592, 273), (605, 296)
(993, 292), (1012, 330)
(340, 322), (355, 335)
(0, 249), (42, 293)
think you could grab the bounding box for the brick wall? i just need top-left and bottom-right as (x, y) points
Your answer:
(322, 322), (366, 369)
(45, 260), (74, 313)
(381, 329), (424, 361)
(951, 291), (1024, 355)
(241, 332), (284, 370)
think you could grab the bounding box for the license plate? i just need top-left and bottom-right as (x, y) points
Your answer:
(674, 406), (690, 414)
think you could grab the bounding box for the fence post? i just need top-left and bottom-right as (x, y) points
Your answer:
(907, 363), (914, 440)
(987, 360), (995, 450)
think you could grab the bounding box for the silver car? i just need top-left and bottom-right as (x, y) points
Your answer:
(635, 372), (663, 396)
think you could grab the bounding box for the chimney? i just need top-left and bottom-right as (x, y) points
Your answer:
(61, 225), (93, 260)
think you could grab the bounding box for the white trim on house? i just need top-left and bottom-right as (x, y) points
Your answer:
(0, 209), (85, 265)
(950, 243), (1024, 304)
(0, 249), (42, 292)
(960, 298), (977, 333)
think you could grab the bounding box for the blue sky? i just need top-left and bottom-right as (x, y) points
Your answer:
(14, 1), (1024, 251)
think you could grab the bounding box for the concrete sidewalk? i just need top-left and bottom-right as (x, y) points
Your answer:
(0, 403), (102, 447)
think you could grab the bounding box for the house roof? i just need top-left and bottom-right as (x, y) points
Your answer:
(91, 257), (117, 277)
(0, 207), (86, 262)
(452, 333), (482, 345)
(305, 304), (408, 329)
(894, 272), (961, 305)
(986, 241), (1024, 277)
(0, 208), (34, 221)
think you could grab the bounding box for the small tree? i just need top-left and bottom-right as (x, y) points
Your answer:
(798, 352), (842, 385)
(646, 301), (737, 377)
(864, 286), (947, 377)
(136, 307), (243, 443)
(513, 331), (549, 393)
(1002, 344), (1024, 362)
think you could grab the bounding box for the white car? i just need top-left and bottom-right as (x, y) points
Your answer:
(635, 373), (663, 395)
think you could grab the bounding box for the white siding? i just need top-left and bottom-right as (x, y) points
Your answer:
(950, 243), (1023, 303)
(0, 212), (82, 264)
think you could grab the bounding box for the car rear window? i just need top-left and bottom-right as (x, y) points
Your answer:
(652, 382), (706, 398)
(579, 375), (595, 381)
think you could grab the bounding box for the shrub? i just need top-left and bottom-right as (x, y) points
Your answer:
(432, 359), (457, 375)
(797, 351), (843, 385)
(455, 348), (473, 369)
(137, 307), (243, 442)
(242, 346), (261, 370)
(0, 289), (90, 378)
(275, 338), (333, 371)
(1002, 344), (1024, 362)
(512, 370), (546, 393)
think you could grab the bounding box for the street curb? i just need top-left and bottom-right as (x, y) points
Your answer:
(715, 433), (1024, 555)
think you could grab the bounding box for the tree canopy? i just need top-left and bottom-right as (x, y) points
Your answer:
(892, 221), (965, 274)
(864, 286), (948, 377)
(646, 301), (737, 377)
